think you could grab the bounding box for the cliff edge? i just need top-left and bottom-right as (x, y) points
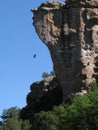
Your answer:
(32, 0), (98, 100)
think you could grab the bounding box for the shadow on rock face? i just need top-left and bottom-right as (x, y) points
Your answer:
(20, 76), (63, 120)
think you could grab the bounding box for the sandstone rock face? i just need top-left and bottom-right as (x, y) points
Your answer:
(32, 0), (98, 100)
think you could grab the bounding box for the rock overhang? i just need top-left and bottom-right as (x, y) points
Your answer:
(32, 0), (98, 100)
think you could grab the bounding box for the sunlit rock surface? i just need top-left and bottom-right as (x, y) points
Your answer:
(32, 0), (98, 99)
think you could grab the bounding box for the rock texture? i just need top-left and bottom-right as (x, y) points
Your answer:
(27, 76), (62, 110)
(32, 0), (98, 100)
(20, 76), (62, 120)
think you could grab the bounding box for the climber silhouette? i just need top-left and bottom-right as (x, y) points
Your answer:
(33, 54), (36, 58)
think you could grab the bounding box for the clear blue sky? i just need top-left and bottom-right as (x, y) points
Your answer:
(0, 0), (65, 115)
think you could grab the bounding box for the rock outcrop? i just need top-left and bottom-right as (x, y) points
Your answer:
(20, 76), (62, 120)
(27, 76), (62, 111)
(32, 0), (98, 100)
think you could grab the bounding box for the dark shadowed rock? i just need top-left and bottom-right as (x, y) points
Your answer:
(27, 76), (62, 111)
(20, 76), (63, 120)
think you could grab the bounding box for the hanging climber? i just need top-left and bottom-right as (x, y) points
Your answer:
(33, 54), (36, 58)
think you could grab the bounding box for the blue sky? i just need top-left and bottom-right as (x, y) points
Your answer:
(0, 0), (65, 116)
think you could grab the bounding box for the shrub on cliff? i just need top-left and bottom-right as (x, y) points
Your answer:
(31, 111), (59, 130)
(1, 86), (98, 130)
(0, 107), (31, 130)
(42, 71), (55, 78)
(29, 86), (98, 130)
(53, 87), (98, 130)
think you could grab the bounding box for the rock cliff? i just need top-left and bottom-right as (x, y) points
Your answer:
(27, 76), (62, 111)
(20, 76), (62, 120)
(32, 0), (98, 100)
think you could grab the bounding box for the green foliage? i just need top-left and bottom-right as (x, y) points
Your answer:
(50, 70), (55, 76)
(0, 127), (3, 130)
(1, 84), (98, 130)
(20, 120), (31, 130)
(42, 72), (50, 78)
(52, 88), (98, 130)
(48, 0), (61, 3)
(1, 118), (31, 130)
(32, 111), (59, 130)
(42, 71), (55, 78)
(28, 86), (98, 130)
(1, 107), (20, 123)
(2, 117), (21, 130)
(89, 82), (98, 90)
(0, 107), (31, 130)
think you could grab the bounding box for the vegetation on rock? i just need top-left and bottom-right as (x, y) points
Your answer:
(42, 71), (55, 78)
(29, 84), (98, 130)
(0, 107), (31, 130)
(1, 83), (98, 130)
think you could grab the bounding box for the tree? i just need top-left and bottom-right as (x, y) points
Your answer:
(42, 72), (50, 78)
(1, 118), (31, 130)
(32, 111), (59, 130)
(0, 107), (31, 130)
(1, 107), (20, 123)
(50, 70), (55, 76)
(52, 87), (98, 130)
(48, 0), (61, 3)
(42, 71), (55, 78)
(2, 117), (21, 130)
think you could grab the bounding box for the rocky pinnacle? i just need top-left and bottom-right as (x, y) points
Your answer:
(32, 0), (98, 100)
